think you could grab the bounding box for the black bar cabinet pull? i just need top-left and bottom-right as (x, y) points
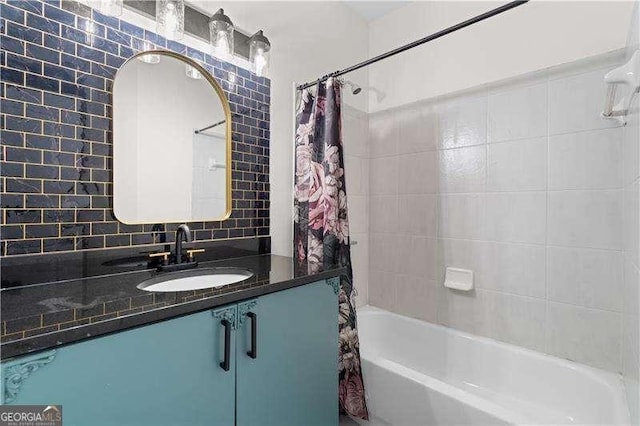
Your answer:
(220, 319), (231, 371)
(247, 312), (257, 359)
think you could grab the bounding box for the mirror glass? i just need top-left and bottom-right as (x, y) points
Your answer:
(113, 50), (231, 224)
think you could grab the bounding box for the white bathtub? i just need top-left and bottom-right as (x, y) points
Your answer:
(356, 306), (630, 425)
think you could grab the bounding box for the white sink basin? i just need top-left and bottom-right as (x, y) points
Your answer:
(137, 268), (253, 292)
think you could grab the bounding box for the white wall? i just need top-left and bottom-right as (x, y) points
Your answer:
(368, 0), (634, 112)
(191, 1), (371, 256)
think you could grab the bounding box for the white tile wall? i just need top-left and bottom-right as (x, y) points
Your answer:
(366, 50), (630, 374)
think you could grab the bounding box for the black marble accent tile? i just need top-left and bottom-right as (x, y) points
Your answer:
(5, 148), (41, 164)
(90, 195), (109, 208)
(76, 72), (104, 90)
(118, 20), (143, 38)
(92, 36), (118, 55)
(89, 220), (118, 235)
(61, 194), (90, 208)
(25, 43), (60, 64)
(105, 234), (130, 247)
(25, 224), (58, 238)
(43, 209), (74, 223)
(5, 116), (41, 133)
(1, 131), (24, 148)
(43, 180), (74, 194)
(5, 239), (41, 255)
(44, 63), (75, 82)
(60, 223), (89, 236)
(26, 73), (60, 92)
(60, 138), (88, 153)
(75, 235), (104, 250)
(60, 81), (89, 98)
(76, 209), (104, 222)
(6, 209), (42, 224)
(43, 3), (75, 25)
(2, 99), (24, 116)
(7, 22), (42, 44)
(77, 44), (105, 63)
(26, 164), (59, 179)
(6, 53), (41, 75)
(76, 154), (104, 168)
(44, 92), (75, 110)
(1, 162), (24, 178)
(26, 194), (59, 208)
(60, 24), (87, 44)
(61, 111), (89, 127)
(43, 150), (74, 166)
(1, 67), (24, 85)
(5, 178), (42, 194)
(1, 225), (24, 240)
(61, 52), (89, 72)
(2, 29), (27, 54)
(2, 194), (24, 209)
(27, 13), (60, 34)
(1, 4), (26, 24)
(43, 237), (74, 252)
(43, 121), (75, 138)
(26, 104), (59, 121)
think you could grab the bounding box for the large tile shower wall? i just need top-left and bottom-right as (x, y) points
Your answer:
(0, 0), (270, 256)
(368, 51), (627, 373)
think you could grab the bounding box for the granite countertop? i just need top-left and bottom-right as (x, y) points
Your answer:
(0, 254), (346, 360)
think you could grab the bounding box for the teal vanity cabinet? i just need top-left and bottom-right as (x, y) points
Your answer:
(1, 278), (339, 426)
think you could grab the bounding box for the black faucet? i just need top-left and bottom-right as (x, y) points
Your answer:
(174, 224), (192, 264)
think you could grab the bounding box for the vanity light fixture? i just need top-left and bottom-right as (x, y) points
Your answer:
(80, 0), (123, 17)
(156, 0), (185, 41)
(249, 30), (271, 77)
(209, 8), (234, 60)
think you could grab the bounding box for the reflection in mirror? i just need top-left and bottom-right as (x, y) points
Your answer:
(113, 50), (231, 224)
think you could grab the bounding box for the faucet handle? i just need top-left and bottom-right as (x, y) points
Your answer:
(186, 248), (205, 262)
(149, 251), (171, 265)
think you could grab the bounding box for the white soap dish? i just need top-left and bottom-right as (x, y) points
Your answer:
(444, 267), (474, 291)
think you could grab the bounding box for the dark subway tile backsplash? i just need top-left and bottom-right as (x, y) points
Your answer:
(1, 0), (270, 256)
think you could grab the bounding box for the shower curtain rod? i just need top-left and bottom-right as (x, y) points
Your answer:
(296, 0), (529, 91)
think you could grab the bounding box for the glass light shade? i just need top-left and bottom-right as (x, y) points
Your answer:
(249, 30), (271, 77)
(156, 0), (184, 41)
(209, 9), (234, 60)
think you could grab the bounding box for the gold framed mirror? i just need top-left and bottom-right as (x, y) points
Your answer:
(112, 50), (232, 224)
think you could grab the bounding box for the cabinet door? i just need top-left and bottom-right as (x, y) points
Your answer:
(2, 306), (237, 426)
(236, 280), (339, 426)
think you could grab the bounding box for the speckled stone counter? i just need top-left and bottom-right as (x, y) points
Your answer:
(1, 253), (345, 359)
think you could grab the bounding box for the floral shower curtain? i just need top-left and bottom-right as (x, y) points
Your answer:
(293, 78), (368, 420)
